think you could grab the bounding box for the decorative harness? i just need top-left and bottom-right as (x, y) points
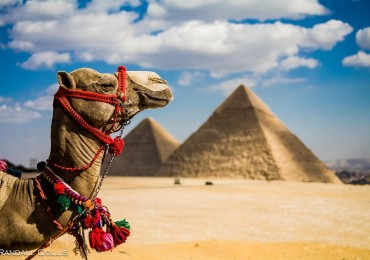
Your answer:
(29, 66), (131, 260)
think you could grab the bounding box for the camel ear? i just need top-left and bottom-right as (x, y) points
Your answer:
(57, 71), (76, 89)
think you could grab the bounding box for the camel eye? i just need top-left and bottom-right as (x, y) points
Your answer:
(101, 83), (114, 88)
(97, 76), (115, 89)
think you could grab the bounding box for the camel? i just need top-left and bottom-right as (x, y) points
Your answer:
(0, 66), (173, 252)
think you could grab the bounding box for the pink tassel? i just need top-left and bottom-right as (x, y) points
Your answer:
(89, 227), (114, 252)
(0, 160), (8, 171)
(109, 226), (130, 246)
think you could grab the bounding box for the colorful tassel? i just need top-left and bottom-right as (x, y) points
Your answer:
(54, 182), (65, 195)
(6, 168), (22, 178)
(89, 227), (114, 252)
(115, 219), (130, 230)
(0, 160), (8, 171)
(108, 137), (124, 155)
(77, 205), (84, 214)
(82, 215), (97, 229)
(108, 225), (130, 246)
(95, 197), (102, 205)
(57, 195), (71, 212)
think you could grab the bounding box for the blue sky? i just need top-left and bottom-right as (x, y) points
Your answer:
(0, 0), (369, 167)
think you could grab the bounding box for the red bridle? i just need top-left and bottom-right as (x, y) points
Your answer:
(47, 66), (128, 172)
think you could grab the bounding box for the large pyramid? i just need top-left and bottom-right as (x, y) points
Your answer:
(158, 85), (339, 183)
(106, 118), (180, 176)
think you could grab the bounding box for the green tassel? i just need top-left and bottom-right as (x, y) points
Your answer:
(77, 205), (84, 214)
(57, 195), (71, 212)
(115, 219), (130, 230)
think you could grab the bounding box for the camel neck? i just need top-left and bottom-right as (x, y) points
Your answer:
(48, 107), (104, 198)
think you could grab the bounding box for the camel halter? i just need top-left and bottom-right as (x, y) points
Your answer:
(47, 66), (128, 172)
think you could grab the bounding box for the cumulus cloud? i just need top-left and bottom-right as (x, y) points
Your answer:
(178, 71), (204, 86)
(0, 104), (41, 123)
(280, 56), (319, 71)
(134, 20), (351, 74)
(20, 51), (70, 70)
(0, 84), (57, 123)
(304, 20), (353, 50)
(0, 0), (20, 8)
(146, 0), (328, 22)
(0, 96), (12, 103)
(356, 27), (370, 50)
(23, 84), (58, 111)
(208, 77), (257, 95)
(0, 1), (352, 74)
(342, 51), (370, 67)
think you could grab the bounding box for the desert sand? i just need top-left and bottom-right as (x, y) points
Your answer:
(8, 177), (370, 259)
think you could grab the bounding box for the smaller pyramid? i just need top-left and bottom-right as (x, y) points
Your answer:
(105, 118), (179, 176)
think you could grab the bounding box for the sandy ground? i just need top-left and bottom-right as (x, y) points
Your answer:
(7, 177), (370, 259)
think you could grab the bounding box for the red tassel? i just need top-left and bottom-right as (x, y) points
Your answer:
(95, 197), (102, 205)
(93, 211), (102, 225)
(82, 215), (97, 229)
(108, 137), (124, 155)
(109, 226), (130, 246)
(89, 227), (114, 252)
(54, 182), (65, 195)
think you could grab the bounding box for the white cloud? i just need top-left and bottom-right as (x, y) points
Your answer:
(178, 71), (204, 86)
(0, 104), (41, 123)
(0, 0), (21, 8)
(0, 0), (75, 26)
(46, 83), (59, 95)
(261, 77), (306, 87)
(280, 56), (319, 71)
(342, 51), (370, 67)
(1, 1), (351, 74)
(0, 83), (57, 123)
(0, 96), (11, 103)
(24, 84), (58, 111)
(131, 20), (351, 74)
(356, 27), (370, 50)
(23, 96), (52, 111)
(20, 51), (70, 70)
(146, 0), (328, 21)
(20, 0), (75, 18)
(304, 19), (353, 50)
(209, 77), (257, 95)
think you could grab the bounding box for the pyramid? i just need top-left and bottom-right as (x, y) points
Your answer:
(158, 85), (339, 183)
(105, 117), (180, 176)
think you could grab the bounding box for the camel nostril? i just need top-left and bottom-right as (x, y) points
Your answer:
(148, 77), (168, 84)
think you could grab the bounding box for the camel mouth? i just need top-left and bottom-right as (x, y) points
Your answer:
(137, 89), (173, 109)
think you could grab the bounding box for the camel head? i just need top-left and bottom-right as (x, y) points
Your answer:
(56, 67), (173, 132)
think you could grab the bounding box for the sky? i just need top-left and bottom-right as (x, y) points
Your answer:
(0, 0), (369, 167)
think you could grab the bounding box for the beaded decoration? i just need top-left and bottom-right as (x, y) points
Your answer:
(38, 162), (130, 252)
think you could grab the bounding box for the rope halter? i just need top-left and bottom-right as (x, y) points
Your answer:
(47, 66), (128, 172)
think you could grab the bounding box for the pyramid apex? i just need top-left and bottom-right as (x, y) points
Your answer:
(133, 117), (179, 147)
(142, 117), (155, 123)
(215, 85), (274, 116)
